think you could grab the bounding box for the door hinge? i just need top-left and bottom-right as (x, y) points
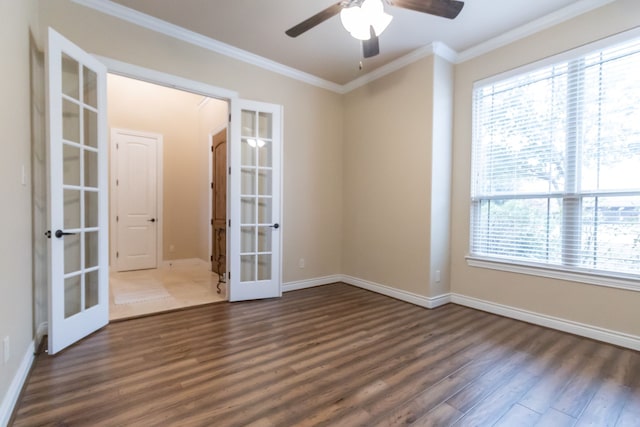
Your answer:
(210, 255), (213, 262)
(116, 143), (119, 149)
(228, 167), (231, 175)
(116, 251), (119, 258)
(210, 219), (213, 226)
(211, 145), (213, 152)
(228, 271), (231, 280)
(228, 113), (231, 123)
(228, 219), (231, 227)
(116, 179), (119, 186)
(116, 215), (119, 222)
(211, 182), (213, 189)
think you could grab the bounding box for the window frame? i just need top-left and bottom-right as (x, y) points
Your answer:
(466, 28), (640, 292)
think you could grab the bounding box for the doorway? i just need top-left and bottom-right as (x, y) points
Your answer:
(42, 33), (283, 351)
(107, 74), (228, 320)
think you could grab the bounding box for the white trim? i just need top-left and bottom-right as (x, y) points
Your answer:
(451, 293), (640, 351)
(280, 273), (640, 351)
(74, 0), (617, 93)
(456, 0), (617, 63)
(73, 0), (343, 94)
(282, 274), (451, 308)
(432, 41), (459, 64)
(0, 341), (35, 427)
(466, 257), (640, 293)
(97, 56), (239, 101)
(342, 43), (441, 93)
(282, 275), (343, 292)
(473, 26), (640, 88)
(341, 275), (451, 309)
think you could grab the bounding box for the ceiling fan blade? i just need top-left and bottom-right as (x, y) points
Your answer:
(285, 2), (344, 37)
(389, 0), (464, 19)
(362, 26), (380, 58)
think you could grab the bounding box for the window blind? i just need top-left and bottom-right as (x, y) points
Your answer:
(470, 36), (640, 278)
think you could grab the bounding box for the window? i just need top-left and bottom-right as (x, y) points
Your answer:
(470, 34), (640, 284)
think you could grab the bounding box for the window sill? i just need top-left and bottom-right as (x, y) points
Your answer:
(465, 256), (640, 293)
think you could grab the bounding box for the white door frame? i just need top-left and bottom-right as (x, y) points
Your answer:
(98, 56), (238, 297)
(109, 128), (163, 271)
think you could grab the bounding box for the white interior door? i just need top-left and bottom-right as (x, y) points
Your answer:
(46, 28), (108, 354)
(229, 100), (282, 301)
(112, 129), (160, 272)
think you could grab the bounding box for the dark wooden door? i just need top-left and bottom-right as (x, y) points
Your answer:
(212, 129), (227, 275)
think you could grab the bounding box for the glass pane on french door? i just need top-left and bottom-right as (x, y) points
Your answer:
(61, 55), (101, 318)
(240, 109), (274, 283)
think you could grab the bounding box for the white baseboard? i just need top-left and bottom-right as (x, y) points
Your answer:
(281, 273), (640, 351)
(283, 274), (450, 309)
(341, 275), (451, 309)
(451, 293), (640, 351)
(282, 275), (343, 292)
(0, 341), (35, 427)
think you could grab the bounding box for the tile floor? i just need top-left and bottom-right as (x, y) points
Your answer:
(109, 260), (226, 320)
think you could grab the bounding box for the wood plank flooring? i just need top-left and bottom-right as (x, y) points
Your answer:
(11, 283), (640, 426)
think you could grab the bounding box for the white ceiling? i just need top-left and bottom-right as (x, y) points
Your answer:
(103, 0), (610, 86)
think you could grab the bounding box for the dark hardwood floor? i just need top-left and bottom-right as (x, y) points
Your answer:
(11, 283), (640, 426)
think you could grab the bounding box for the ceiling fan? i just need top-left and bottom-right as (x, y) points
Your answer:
(285, 0), (465, 58)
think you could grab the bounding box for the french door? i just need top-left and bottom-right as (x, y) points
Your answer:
(229, 100), (282, 301)
(45, 29), (283, 354)
(46, 28), (108, 354)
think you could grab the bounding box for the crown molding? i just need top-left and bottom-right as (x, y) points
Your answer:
(456, 0), (617, 63)
(342, 43), (440, 93)
(72, 0), (344, 93)
(74, 0), (616, 94)
(432, 41), (459, 63)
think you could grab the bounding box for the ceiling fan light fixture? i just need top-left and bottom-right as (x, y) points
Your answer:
(340, 0), (392, 41)
(362, 0), (393, 35)
(340, 5), (370, 40)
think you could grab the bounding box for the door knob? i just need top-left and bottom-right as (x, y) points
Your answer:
(148, 218), (156, 223)
(270, 223), (280, 229)
(55, 229), (76, 238)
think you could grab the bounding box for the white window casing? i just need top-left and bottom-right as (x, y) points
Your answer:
(469, 29), (640, 290)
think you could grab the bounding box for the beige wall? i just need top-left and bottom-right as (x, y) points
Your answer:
(39, 0), (344, 283)
(108, 74), (227, 262)
(343, 56), (437, 296)
(0, 0), (38, 413)
(450, 0), (640, 336)
(342, 54), (455, 299)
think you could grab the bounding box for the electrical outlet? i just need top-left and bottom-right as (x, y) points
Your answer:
(3, 336), (9, 364)
(298, 258), (305, 269)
